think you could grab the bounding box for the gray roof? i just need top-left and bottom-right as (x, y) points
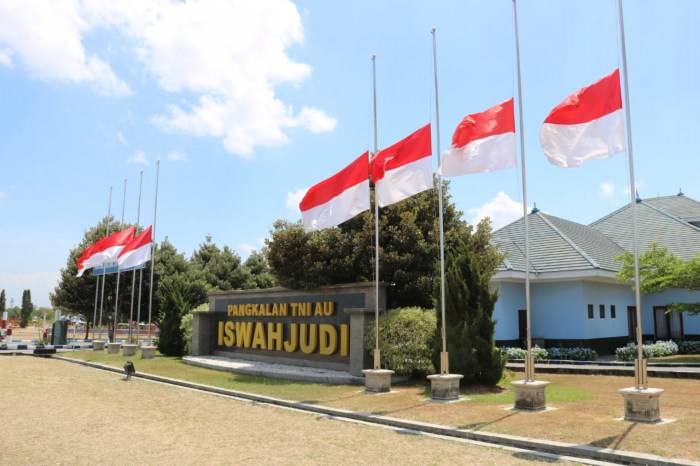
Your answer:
(589, 195), (700, 261)
(493, 211), (625, 274)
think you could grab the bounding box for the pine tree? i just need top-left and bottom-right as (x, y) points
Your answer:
(21, 289), (33, 328)
(0, 289), (6, 315)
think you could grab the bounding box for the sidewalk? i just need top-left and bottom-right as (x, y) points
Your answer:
(506, 359), (700, 379)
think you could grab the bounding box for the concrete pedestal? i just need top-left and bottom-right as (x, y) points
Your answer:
(122, 344), (137, 357)
(362, 369), (394, 393)
(427, 373), (463, 401)
(92, 340), (106, 351)
(141, 346), (156, 359)
(511, 380), (550, 410)
(619, 387), (664, 422)
(107, 342), (121, 354)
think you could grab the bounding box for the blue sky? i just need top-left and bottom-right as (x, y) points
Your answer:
(1, 0), (698, 308)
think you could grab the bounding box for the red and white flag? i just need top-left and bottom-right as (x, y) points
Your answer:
(439, 98), (516, 176)
(77, 226), (135, 275)
(540, 69), (625, 168)
(118, 226), (153, 271)
(76, 243), (98, 277)
(299, 152), (370, 232)
(370, 123), (432, 207)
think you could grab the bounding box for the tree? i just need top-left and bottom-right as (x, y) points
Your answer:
(0, 289), (5, 316)
(615, 243), (700, 315)
(191, 235), (251, 292)
(265, 179), (465, 309)
(244, 250), (276, 289)
(20, 289), (34, 328)
(434, 218), (506, 385)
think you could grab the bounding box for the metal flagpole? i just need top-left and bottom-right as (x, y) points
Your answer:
(97, 186), (113, 341)
(617, 0), (646, 389)
(147, 160), (160, 345)
(129, 171), (144, 343)
(512, 0), (534, 381)
(92, 186), (112, 340)
(111, 178), (127, 343)
(431, 28), (449, 374)
(371, 54), (381, 369)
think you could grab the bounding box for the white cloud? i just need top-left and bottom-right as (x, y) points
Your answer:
(116, 132), (128, 147)
(166, 150), (188, 162)
(126, 150), (149, 165)
(468, 192), (523, 230)
(0, 0), (130, 96)
(286, 188), (307, 212)
(0, 191), (6, 200)
(0, 0), (334, 156)
(600, 182), (615, 198)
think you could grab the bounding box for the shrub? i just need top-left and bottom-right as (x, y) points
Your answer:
(547, 346), (598, 361)
(500, 346), (548, 360)
(180, 312), (194, 356)
(364, 307), (436, 377)
(678, 340), (700, 355)
(615, 340), (679, 361)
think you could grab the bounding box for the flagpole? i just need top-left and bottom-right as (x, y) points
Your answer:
(617, 0), (646, 390)
(93, 186), (112, 340)
(147, 160), (160, 345)
(97, 186), (113, 341)
(512, 0), (534, 382)
(129, 170), (144, 343)
(431, 28), (449, 374)
(371, 54), (381, 369)
(112, 178), (128, 343)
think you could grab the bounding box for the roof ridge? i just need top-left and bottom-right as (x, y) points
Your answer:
(539, 213), (601, 269)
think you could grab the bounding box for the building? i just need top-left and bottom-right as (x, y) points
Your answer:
(491, 193), (700, 355)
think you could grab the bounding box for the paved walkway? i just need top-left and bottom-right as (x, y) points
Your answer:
(506, 360), (700, 379)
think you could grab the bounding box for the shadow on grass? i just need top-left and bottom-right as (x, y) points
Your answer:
(512, 452), (561, 463)
(458, 411), (518, 431)
(588, 422), (636, 450)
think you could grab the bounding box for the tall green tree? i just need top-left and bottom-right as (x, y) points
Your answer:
(20, 289), (34, 328)
(616, 243), (700, 315)
(265, 179), (464, 309)
(0, 289), (5, 315)
(244, 250), (276, 289)
(434, 218), (506, 385)
(191, 235), (251, 292)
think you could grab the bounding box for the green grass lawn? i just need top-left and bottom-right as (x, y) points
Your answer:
(649, 354), (700, 364)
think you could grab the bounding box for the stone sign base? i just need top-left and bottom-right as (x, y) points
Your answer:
(511, 380), (550, 410)
(427, 373), (463, 401)
(107, 342), (121, 354)
(92, 340), (106, 351)
(122, 344), (137, 357)
(362, 369), (394, 393)
(141, 346), (156, 359)
(619, 387), (664, 422)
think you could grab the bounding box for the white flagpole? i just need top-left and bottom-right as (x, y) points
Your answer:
(617, 0), (646, 389)
(371, 54), (381, 369)
(431, 28), (449, 374)
(97, 186), (113, 341)
(147, 160), (160, 345)
(111, 178), (127, 343)
(512, 0), (534, 381)
(92, 186), (112, 340)
(129, 171), (144, 343)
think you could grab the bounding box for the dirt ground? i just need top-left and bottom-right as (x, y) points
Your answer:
(0, 355), (581, 466)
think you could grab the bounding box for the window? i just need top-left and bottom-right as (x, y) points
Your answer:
(599, 304), (605, 319)
(588, 304), (594, 319)
(611, 305), (616, 319)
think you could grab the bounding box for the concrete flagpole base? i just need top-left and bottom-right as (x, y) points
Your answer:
(427, 373), (463, 401)
(122, 344), (137, 357)
(107, 342), (121, 354)
(511, 380), (550, 410)
(140, 346), (156, 359)
(92, 340), (106, 351)
(362, 369), (394, 393)
(619, 387), (664, 422)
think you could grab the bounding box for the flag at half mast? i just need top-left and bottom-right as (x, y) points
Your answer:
(299, 152), (370, 232)
(439, 98), (517, 176)
(77, 226), (135, 276)
(370, 123), (432, 207)
(118, 226), (153, 271)
(540, 69), (625, 168)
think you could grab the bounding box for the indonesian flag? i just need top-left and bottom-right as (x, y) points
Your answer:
(118, 226), (153, 271)
(540, 69), (625, 168)
(439, 98), (516, 176)
(76, 243), (98, 277)
(77, 226), (135, 276)
(370, 123), (432, 207)
(299, 152), (370, 232)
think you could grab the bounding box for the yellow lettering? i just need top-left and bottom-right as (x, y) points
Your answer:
(251, 322), (266, 349)
(340, 324), (349, 357)
(235, 321), (253, 347)
(224, 321), (235, 347)
(278, 303), (288, 316)
(237, 304), (246, 316)
(323, 301), (334, 316)
(284, 323), (299, 352)
(267, 323), (283, 351)
(291, 303), (299, 316)
(314, 302), (324, 316)
(217, 321), (225, 344)
(300, 324), (318, 354)
(318, 324), (337, 355)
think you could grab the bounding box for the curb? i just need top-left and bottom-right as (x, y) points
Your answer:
(51, 355), (697, 466)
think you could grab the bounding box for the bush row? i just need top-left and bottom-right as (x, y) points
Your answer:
(614, 340), (678, 361)
(500, 345), (598, 361)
